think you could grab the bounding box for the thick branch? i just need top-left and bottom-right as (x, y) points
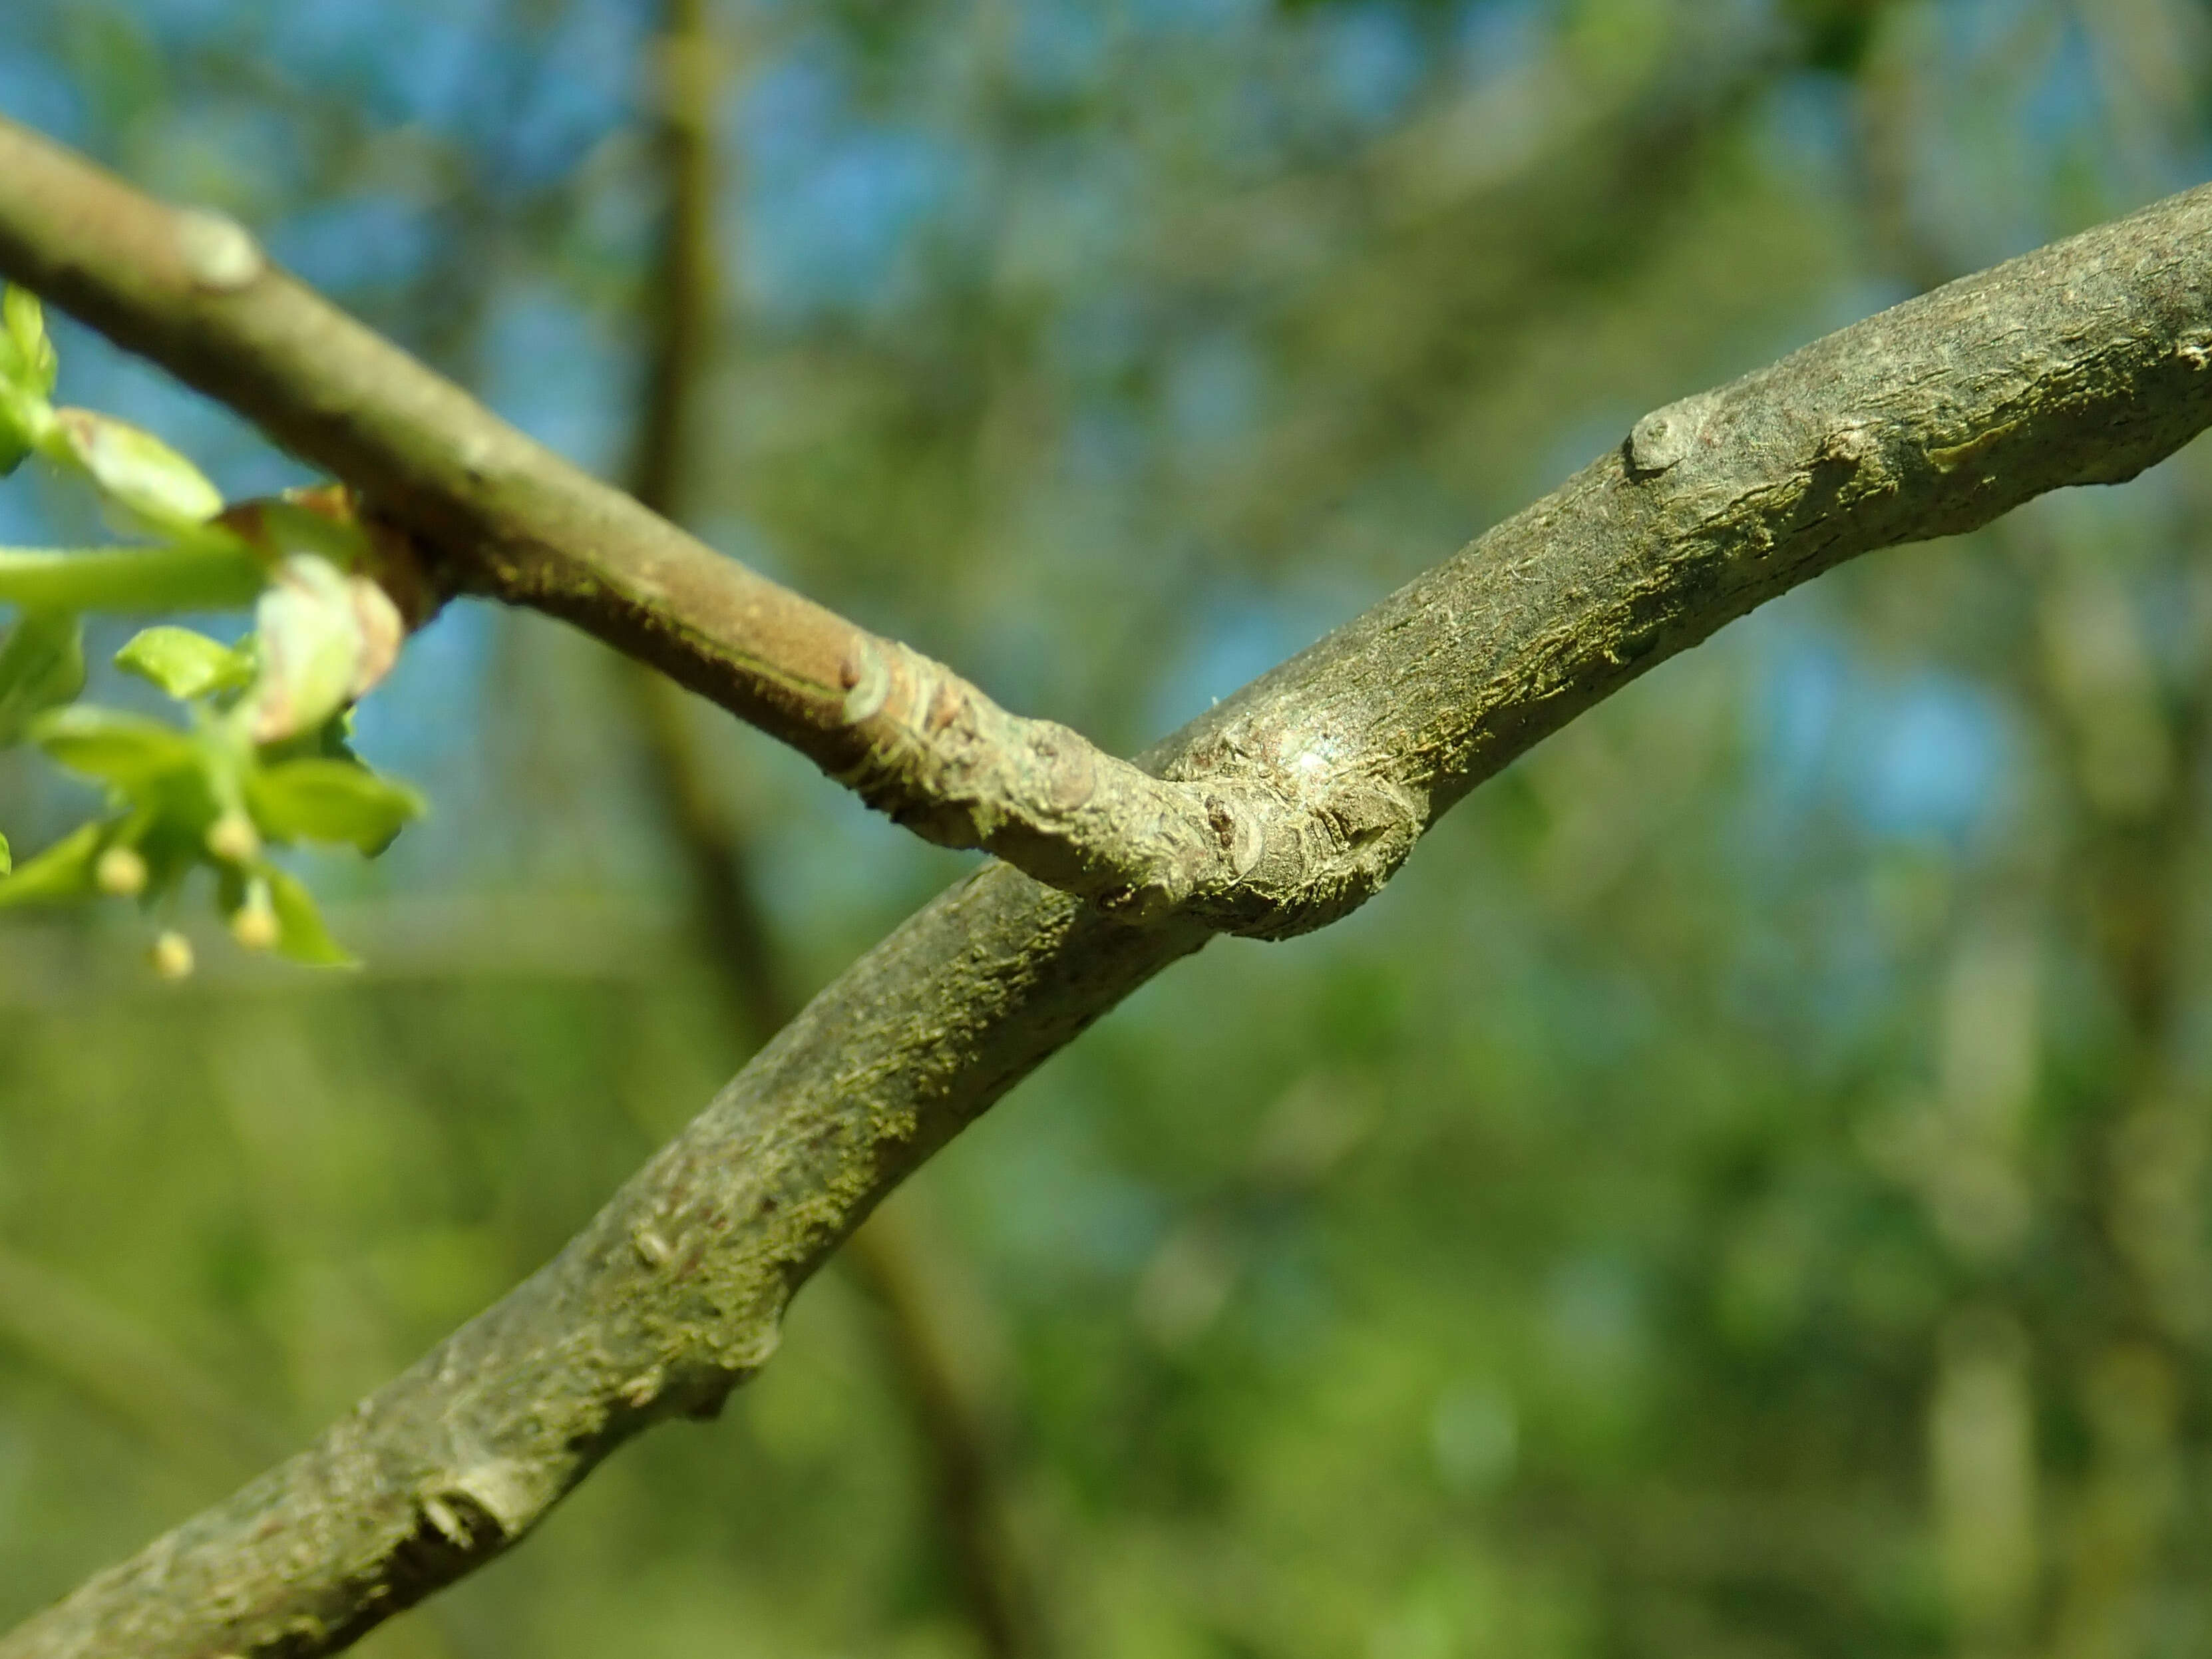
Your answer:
(0, 116), (1246, 922)
(9, 144), (2212, 1657)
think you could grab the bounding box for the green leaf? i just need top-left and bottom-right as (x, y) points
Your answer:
(1, 287), (57, 399)
(0, 821), (102, 908)
(0, 383), (45, 481)
(44, 408), (223, 532)
(264, 866), (356, 967)
(246, 757), (425, 855)
(317, 707), (364, 766)
(0, 610), (85, 745)
(134, 810), (212, 902)
(0, 395), (34, 479)
(0, 830), (9, 876)
(0, 293), (54, 480)
(115, 626), (254, 701)
(29, 705), (200, 791)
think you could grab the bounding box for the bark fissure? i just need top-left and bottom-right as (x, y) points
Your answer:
(4, 125), (2212, 1659)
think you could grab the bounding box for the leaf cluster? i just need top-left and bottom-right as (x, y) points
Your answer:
(0, 288), (425, 972)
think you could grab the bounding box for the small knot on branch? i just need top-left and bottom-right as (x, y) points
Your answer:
(172, 208), (264, 293)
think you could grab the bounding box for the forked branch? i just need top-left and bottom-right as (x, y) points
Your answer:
(0, 116), (1259, 924)
(7, 120), (2212, 1659)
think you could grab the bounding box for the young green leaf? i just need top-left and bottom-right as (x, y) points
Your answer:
(29, 705), (200, 791)
(0, 821), (104, 907)
(0, 384), (45, 478)
(0, 610), (85, 745)
(264, 866), (356, 968)
(44, 408), (224, 532)
(115, 626), (254, 701)
(245, 757), (425, 855)
(316, 707), (365, 766)
(0, 290), (55, 478)
(0, 829), (9, 876)
(0, 413), (31, 479)
(0, 287), (57, 399)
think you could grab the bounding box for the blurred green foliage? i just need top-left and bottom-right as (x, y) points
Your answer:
(6, 1), (2212, 1656)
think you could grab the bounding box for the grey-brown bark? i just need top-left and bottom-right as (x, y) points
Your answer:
(4, 120), (2212, 1657)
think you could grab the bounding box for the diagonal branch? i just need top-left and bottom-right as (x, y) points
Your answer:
(615, 3), (1052, 1647)
(0, 115), (1254, 924)
(8, 122), (2212, 1658)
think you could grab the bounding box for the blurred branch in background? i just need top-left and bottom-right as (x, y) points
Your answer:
(2022, 512), (2210, 1659)
(1166, 32), (1787, 567)
(842, 1215), (1049, 1659)
(1850, 0), (1957, 296)
(0, 1242), (279, 1484)
(0, 1202), (466, 1659)
(618, 3), (1049, 1654)
(1839, 31), (2212, 1640)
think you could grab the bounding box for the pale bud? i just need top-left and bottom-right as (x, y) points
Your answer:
(94, 844), (148, 897)
(150, 931), (194, 981)
(204, 811), (260, 865)
(230, 884), (279, 952)
(248, 554), (366, 742)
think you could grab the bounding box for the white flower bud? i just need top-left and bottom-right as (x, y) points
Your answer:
(94, 844), (148, 897)
(204, 811), (260, 864)
(230, 884), (279, 952)
(150, 930), (194, 981)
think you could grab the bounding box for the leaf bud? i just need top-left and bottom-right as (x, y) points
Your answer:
(204, 811), (261, 864)
(230, 881), (279, 952)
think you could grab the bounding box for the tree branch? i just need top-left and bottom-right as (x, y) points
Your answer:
(626, 0), (716, 535)
(7, 126), (2212, 1657)
(615, 5), (1051, 1647)
(0, 115), (1259, 924)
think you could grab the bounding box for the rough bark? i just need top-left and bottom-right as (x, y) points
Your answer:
(5, 122), (2212, 1657)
